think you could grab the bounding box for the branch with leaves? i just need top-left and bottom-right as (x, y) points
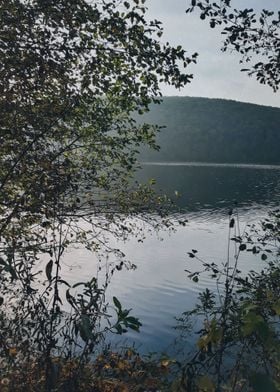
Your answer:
(186, 0), (280, 91)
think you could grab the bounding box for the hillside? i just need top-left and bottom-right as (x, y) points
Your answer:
(138, 97), (280, 164)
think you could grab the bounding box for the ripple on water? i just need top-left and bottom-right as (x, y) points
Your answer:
(63, 164), (280, 353)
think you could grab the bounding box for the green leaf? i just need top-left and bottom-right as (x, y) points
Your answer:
(72, 282), (85, 289)
(113, 296), (122, 311)
(45, 259), (53, 282)
(66, 289), (76, 309)
(57, 279), (71, 287)
(0, 258), (7, 267)
(127, 324), (140, 332)
(114, 324), (123, 334)
(79, 315), (92, 342)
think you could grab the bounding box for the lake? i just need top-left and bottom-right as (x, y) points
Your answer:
(63, 163), (280, 354)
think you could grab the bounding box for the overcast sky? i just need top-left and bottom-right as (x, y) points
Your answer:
(146, 0), (280, 108)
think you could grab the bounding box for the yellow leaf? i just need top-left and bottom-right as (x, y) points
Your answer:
(9, 347), (17, 356)
(161, 359), (171, 367)
(103, 364), (111, 369)
(197, 335), (210, 350)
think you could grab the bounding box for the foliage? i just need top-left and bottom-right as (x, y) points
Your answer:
(0, 348), (173, 391)
(175, 210), (280, 391)
(0, 0), (195, 390)
(0, 0), (196, 225)
(186, 0), (280, 91)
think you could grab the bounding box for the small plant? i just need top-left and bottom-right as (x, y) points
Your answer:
(175, 209), (280, 391)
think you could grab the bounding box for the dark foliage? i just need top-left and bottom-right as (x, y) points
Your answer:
(186, 0), (280, 91)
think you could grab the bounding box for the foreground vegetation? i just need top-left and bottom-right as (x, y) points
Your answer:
(1, 210), (279, 392)
(0, 0), (193, 390)
(0, 348), (171, 391)
(0, 0), (279, 390)
(175, 209), (280, 391)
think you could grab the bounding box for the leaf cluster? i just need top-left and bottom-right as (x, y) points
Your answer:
(186, 0), (280, 91)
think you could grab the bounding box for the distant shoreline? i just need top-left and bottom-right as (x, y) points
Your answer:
(140, 162), (280, 170)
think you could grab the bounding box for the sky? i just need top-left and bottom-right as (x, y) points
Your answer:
(146, 0), (280, 108)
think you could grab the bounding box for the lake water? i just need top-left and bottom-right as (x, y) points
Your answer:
(63, 163), (280, 354)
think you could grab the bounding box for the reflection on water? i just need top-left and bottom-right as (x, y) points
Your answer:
(64, 164), (280, 353)
(137, 163), (280, 219)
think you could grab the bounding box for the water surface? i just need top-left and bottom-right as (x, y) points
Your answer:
(64, 163), (280, 353)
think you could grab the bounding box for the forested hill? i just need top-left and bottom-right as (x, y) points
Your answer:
(138, 97), (280, 164)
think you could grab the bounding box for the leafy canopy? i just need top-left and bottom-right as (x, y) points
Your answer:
(0, 0), (197, 231)
(0, 0), (196, 384)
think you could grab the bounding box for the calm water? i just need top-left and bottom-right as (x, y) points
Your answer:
(63, 163), (280, 353)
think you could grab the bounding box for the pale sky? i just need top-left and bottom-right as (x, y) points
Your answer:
(146, 0), (280, 108)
